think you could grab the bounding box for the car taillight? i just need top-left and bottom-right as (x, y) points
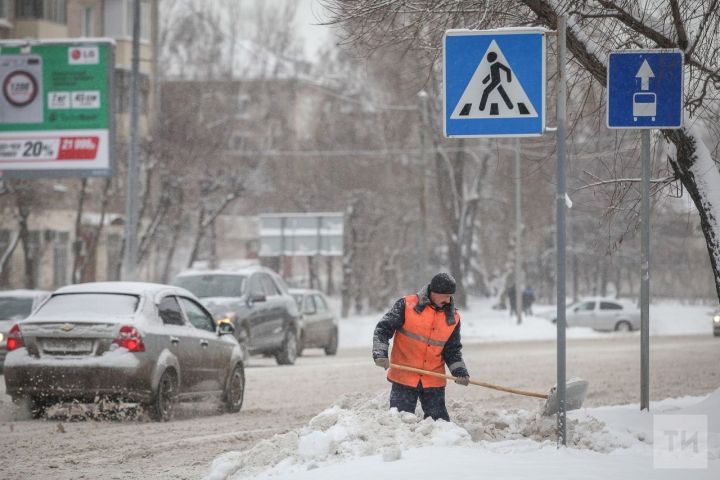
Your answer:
(6, 323), (24, 351)
(113, 325), (145, 352)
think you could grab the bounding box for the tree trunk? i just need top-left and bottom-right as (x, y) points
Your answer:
(71, 178), (88, 284)
(186, 209), (206, 269)
(326, 256), (335, 295)
(82, 178), (112, 282)
(16, 201), (34, 289)
(0, 231), (20, 286)
(161, 214), (183, 283)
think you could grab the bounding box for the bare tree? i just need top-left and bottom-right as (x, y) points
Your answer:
(322, 0), (720, 301)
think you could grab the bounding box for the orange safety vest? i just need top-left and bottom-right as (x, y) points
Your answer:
(387, 294), (460, 388)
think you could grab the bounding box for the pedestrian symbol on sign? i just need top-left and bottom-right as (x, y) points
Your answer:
(480, 52), (512, 111)
(451, 40), (537, 119)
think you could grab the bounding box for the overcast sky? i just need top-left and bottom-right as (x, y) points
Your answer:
(295, 0), (334, 59)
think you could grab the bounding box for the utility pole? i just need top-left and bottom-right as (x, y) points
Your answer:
(122, 0), (141, 280)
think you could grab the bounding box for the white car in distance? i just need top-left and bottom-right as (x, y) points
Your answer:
(548, 297), (640, 332)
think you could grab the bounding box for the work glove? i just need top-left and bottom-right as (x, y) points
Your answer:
(374, 357), (390, 370)
(452, 367), (470, 386)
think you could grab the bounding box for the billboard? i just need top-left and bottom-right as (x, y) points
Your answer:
(259, 213), (344, 257)
(0, 39), (115, 178)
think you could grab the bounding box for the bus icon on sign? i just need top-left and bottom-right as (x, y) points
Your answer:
(633, 92), (656, 121)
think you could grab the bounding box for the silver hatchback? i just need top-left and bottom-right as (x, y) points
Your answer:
(290, 288), (339, 356)
(3, 282), (245, 421)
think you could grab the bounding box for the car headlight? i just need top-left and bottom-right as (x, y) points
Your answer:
(714, 315), (720, 324)
(216, 312), (237, 325)
(0, 332), (4, 343)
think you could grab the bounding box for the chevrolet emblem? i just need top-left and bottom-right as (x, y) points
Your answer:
(60, 323), (75, 332)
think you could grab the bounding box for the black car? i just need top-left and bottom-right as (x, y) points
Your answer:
(173, 267), (301, 365)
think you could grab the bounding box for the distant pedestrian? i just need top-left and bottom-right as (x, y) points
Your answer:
(372, 273), (470, 422)
(506, 284), (517, 316)
(522, 286), (535, 316)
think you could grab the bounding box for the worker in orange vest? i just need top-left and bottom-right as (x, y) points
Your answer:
(373, 272), (470, 421)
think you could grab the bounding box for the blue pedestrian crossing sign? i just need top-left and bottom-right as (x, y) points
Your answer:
(443, 29), (546, 138)
(607, 50), (683, 129)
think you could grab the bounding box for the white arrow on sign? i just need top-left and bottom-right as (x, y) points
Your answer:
(635, 60), (655, 91)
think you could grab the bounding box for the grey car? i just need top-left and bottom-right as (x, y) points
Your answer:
(290, 289), (338, 356)
(3, 282), (245, 421)
(0, 289), (50, 371)
(173, 267), (300, 365)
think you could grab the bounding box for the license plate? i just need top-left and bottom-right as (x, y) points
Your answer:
(42, 338), (93, 353)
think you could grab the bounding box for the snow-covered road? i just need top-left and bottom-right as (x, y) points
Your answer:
(1, 334), (718, 479)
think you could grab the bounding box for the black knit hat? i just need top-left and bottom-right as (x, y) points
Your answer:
(429, 272), (456, 294)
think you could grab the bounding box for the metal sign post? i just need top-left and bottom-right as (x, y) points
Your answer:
(515, 138), (523, 325)
(555, 16), (568, 447)
(640, 130), (651, 410)
(607, 49), (683, 411)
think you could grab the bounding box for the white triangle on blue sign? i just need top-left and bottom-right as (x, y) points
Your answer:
(451, 40), (538, 119)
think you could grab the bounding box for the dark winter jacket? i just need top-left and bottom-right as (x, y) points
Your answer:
(373, 285), (469, 380)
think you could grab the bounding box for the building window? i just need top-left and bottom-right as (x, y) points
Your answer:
(81, 5), (94, 36)
(15, 0), (67, 23)
(0, 1), (8, 19)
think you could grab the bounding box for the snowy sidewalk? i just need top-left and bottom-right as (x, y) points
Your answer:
(206, 388), (720, 480)
(338, 298), (716, 349)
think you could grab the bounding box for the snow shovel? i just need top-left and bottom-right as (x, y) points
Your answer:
(389, 363), (588, 416)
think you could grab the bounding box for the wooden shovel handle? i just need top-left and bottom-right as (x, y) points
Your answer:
(389, 363), (548, 400)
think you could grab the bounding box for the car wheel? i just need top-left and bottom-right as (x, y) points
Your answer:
(223, 364), (245, 413)
(615, 321), (632, 332)
(324, 327), (338, 356)
(29, 395), (55, 419)
(275, 328), (297, 365)
(148, 370), (177, 422)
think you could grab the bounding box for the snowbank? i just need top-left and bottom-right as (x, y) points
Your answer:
(338, 298), (715, 349)
(204, 388), (720, 479)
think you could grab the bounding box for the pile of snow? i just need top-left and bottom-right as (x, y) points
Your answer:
(204, 388), (720, 480)
(339, 298), (715, 349)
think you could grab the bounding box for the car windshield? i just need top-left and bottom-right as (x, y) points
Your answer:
(35, 293), (139, 318)
(0, 297), (35, 321)
(174, 274), (246, 298)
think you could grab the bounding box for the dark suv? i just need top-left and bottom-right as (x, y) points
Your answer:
(173, 267), (300, 365)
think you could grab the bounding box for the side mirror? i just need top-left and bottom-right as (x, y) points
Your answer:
(248, 293), (266, 305)
(217, 322), (235, 336)
(573, 307), (580, 312)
